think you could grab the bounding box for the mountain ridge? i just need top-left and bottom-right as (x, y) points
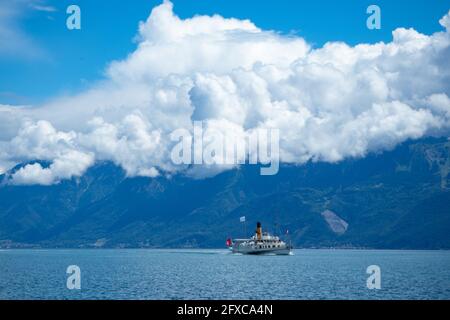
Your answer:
(0, 137), (449, 249)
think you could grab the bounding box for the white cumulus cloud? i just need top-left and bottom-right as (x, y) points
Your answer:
(0, 1), (449, 185)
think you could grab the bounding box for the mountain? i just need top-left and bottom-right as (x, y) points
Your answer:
(0, 138), (449, 249)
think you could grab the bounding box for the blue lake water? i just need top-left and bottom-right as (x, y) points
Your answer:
(0, 249), (449, 300)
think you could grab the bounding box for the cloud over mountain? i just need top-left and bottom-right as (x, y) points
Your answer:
(0, 1), (449, 185)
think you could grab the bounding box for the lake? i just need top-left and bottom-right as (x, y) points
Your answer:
(0, 249), (449, 300)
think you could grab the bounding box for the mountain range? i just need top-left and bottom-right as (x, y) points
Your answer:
(0, 138), (449, 249)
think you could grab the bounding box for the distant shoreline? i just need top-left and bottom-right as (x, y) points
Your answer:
(1, 246), (450, 251)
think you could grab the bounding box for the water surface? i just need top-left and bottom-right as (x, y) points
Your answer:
(0, 249), (449, 299)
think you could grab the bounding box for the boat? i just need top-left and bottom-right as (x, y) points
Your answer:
(227, 222), (292, 255)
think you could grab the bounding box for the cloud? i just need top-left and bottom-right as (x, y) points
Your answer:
(108, 0), (309, 82)
(11, 150), (93, 186)
(0, 1), (449, 185)
(29, 3), (56, 13)
(4, 120), (94, 185)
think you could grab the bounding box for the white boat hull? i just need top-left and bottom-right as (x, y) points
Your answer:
(232, 247), (292, 255)
(232, 242), (292, 255)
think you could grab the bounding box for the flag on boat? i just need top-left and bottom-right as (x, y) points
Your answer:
(240, 216), (246, 223)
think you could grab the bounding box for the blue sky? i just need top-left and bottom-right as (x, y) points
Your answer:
(0, 0), (449, 105)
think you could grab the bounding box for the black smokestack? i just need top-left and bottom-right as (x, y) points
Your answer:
(256, 222), (262, 240)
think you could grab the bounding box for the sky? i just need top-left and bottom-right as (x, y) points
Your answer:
(0, 0), (449, 185)
(0, 0), (449, 104)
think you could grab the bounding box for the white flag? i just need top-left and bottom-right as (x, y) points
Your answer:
(240, 216), (246, 223)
